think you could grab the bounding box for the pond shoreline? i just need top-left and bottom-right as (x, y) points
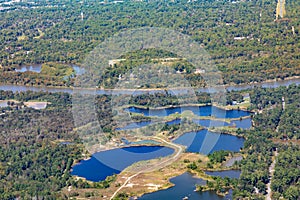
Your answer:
(123, 103), (252, 112)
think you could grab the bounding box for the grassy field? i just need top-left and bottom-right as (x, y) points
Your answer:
(40, 62), (74, 78)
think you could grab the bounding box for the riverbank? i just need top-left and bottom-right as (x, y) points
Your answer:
(0, 75), (299, 94)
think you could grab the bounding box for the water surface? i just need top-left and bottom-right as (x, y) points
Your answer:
(0, 78), (299, 95)
(15, 64), (42, 73)
(117, 117), (251, 131)
(126, 105), (250, 118)
(173, 129), (244, 155)
(14, 64), (85, 75)
(205, 170), (241, 179)
(229, 118), (252, 129)
(139, 172), (232, 200)
(71, 146), (174, 182)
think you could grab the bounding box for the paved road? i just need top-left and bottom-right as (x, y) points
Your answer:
(110, 137), (183, 200)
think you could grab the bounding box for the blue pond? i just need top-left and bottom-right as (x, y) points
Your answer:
(139, 172), (232, 200)
(205, 170), (241, 179)
(193, 118), (251, 129)
(125, 105), (250, 118)
(230, 118), (252, 129)
(15, 64), (85, 75)
(117, 117), (251, 131)
(71, 146), (174, 182)
(173, 129), (244, 155)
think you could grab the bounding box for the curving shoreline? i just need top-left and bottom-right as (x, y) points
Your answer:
(0, 76), (299, 94)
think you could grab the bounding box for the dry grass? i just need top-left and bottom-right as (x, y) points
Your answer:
(64, 153), (212, 199)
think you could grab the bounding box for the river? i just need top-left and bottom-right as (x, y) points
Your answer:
(0, 77), (299, 95)
(3, 76), (297, 199)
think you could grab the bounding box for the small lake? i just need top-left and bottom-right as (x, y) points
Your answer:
(139, 172), (232, 200)
(125, 105), (251, 118)
(193, 118), (251, 129)
(117, 117), (251, 131)
(71, 146), (174, 182)
(229, 118), (252, 129)
(173, 129), (244, 155)
(205, 170), (241, 179)
(15, 64), (42, 73)
(14, 64), (85, 75)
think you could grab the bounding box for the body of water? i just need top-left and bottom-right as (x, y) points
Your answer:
(205, 170), (241, 179)
(14, 64), (85, 75)
(15, 64), (42, 73)
(0, 78), (299, 95)
(229, 118), (252, 129)
(193, 118), (251, 129)
(125, 105), (250, 118)
(139, 172), (232, 200)
(173, 129), (244, 155)
(71, 146), (174, 182)
(117, 117), (251, 131)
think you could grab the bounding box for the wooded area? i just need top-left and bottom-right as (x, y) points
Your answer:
(0, 0), (299, 87)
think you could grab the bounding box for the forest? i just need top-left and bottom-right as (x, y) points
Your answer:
(0, 84), (299, 199)
(0, 0), (299, 87)
(0, 0), (299, 199)
(234, 84), (300, 199)
(250, 84), (300, 139)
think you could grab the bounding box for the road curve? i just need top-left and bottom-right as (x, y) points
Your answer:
(110, 137), (184, 200)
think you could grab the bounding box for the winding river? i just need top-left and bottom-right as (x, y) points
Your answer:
(0, 77), (299, 95)
(2, 76), (298, 198)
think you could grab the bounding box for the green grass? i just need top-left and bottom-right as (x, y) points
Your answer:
(40, 62), (74, 78)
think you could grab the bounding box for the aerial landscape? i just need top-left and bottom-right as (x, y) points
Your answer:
(0, 0), (299, 200)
